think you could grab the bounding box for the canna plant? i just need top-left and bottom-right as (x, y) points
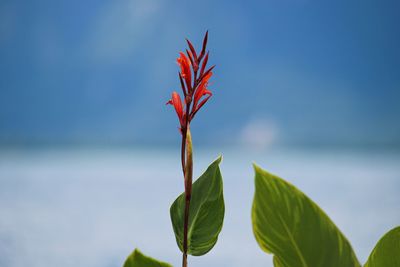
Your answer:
(123, 32), (224, 267)
(251, 164), (400, 267)
(122, 32), (399, 267)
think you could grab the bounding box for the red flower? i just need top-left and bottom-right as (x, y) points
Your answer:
(167, 31), (215, 132)
(167, 91), (185, 127)
(177, 52), (192, 92)
(192, 71), (212, 115)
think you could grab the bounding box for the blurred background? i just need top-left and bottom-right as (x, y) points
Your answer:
(0, 0), (399, 266)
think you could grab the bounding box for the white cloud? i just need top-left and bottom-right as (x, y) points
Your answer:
(239, 117), (279, 150)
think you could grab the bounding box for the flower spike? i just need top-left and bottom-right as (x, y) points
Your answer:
(167, 31), (215, 129)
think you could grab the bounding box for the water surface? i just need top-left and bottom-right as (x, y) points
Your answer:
(0, 148), (399, 267)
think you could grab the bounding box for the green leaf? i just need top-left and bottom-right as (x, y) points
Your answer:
(123, 249), (172, 267)
(364, 226), (400, 267)
(251, 164), (360, 267)
(170, 156), (225, 256)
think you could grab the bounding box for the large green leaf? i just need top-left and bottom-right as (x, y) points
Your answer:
(364, 226), (400, 267)
(123, 249), (172, 267)
(252, 164), (360, 267)
(170, 156), (225, 256)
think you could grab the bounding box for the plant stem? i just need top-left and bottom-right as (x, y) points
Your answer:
(181, 126), (193, 267)
(181, 55), (198, 267)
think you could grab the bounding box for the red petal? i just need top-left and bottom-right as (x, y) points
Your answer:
(186, 49), (198, 72)
(196, 94), (211, 112)
(193, 72), (213, 111)
(199, 31), (208, 61)
(170, 92), (184, 126)
(190, 94), (212, 120)
(202, 70), (213, 84)
(193, 86), (204, 107)
(186, 38), (198, 62)
(200, 65), (215, 82)
(177, 52), (192, 91)
(178, 73), (187, 96)
(200, 51), (209, 77)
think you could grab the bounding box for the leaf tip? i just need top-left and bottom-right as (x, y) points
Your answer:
(252, 163), (276, 178)
(212, 154), (223, 165)
(252, 162), (262, 173)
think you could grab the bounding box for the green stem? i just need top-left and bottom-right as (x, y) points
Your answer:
(182, 127), (193, 267)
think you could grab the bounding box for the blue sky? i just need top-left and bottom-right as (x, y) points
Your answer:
(0, 0), (399, 147)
